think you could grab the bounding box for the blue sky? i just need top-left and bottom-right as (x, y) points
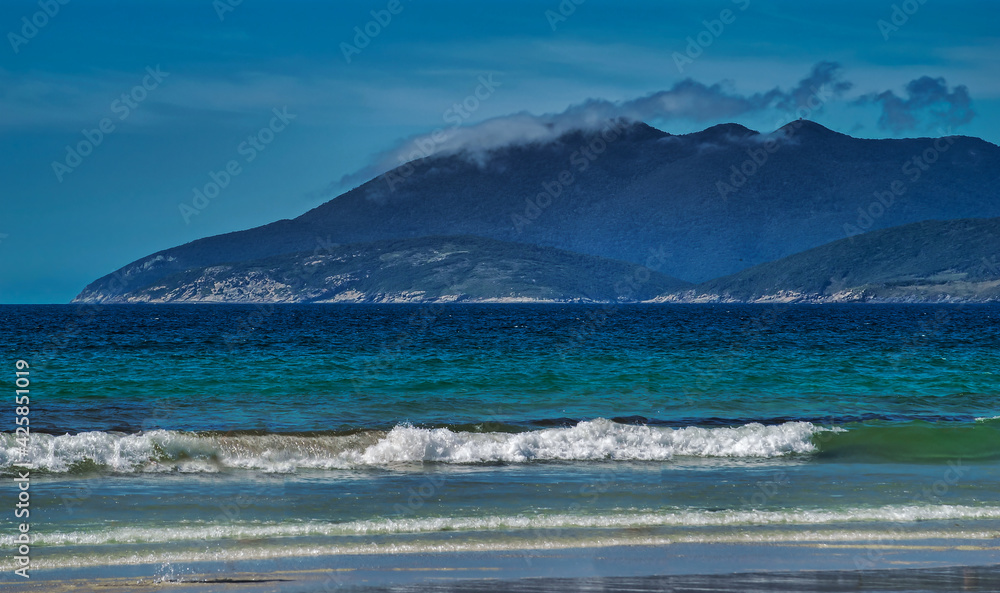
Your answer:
(1, 0), (997, 303)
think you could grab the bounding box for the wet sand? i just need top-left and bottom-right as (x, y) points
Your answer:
(3, 538), (999, 592)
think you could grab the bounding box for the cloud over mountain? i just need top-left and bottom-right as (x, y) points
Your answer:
(340, 61), (853, 188)
(339, 63), (981, 194)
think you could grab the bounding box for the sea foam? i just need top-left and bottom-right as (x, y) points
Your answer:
(0, 419), (824, 473)
(12, 504), (1000, 547)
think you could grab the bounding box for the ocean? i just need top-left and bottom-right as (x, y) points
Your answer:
(2, 304), (999, 583)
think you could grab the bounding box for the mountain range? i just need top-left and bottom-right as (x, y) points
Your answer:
(74, 120), (1000, 304)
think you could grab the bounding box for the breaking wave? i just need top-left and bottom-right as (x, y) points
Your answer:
(0, 419), (825, 474)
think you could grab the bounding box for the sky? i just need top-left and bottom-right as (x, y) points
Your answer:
(1, 0), (997, 303)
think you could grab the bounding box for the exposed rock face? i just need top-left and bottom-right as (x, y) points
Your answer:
(668, 218), (1000, 303)
(74, 235), (690, 304)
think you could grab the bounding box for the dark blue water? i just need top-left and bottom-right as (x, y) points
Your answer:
(4, 304), (999, 433)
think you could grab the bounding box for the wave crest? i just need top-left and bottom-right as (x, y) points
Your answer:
(0, 419), (824, 474)
(9, 504), (1000, 547)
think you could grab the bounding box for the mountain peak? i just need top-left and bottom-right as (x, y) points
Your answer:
(683, 123), (759, 144)
(618, 120), (670, 141)
(774, 119), (842, 138)
(549, 119), (668, 145)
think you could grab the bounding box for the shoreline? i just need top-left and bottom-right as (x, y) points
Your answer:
(4, 538), (999, 592)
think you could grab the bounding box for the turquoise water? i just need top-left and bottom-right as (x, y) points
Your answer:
(1, 304), (999, 574)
